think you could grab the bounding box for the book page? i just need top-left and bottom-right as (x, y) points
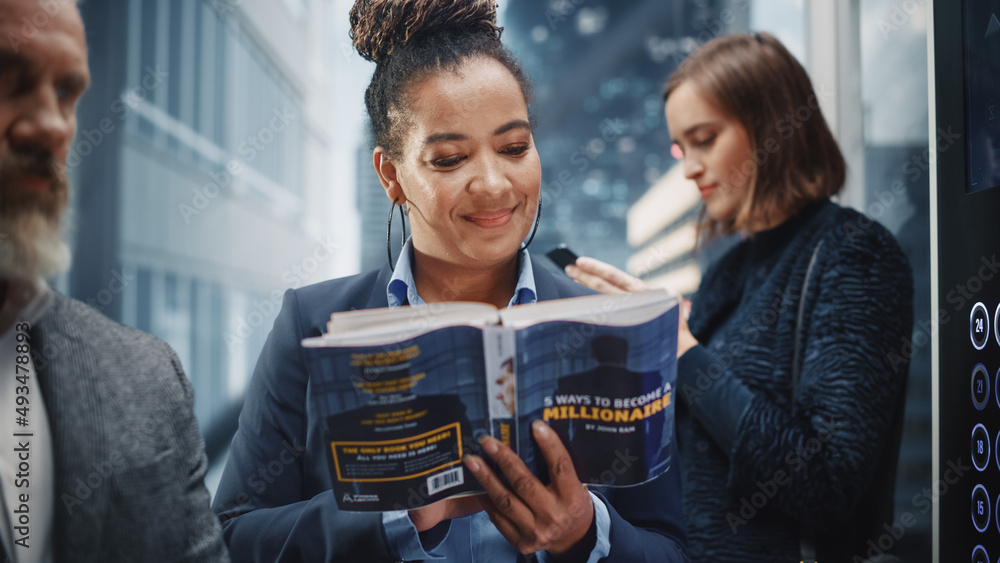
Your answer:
(498, 289), (678, 329)
(303, 302), (499, 347)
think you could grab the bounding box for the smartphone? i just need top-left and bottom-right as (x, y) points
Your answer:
(546, 244), (579, 270)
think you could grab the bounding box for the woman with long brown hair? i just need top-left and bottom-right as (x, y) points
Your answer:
(570, 33), (913, 562)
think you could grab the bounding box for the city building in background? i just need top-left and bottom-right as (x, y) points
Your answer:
(626, 166), (701, 295)
(357, 145), (393, 272)
(70, 0), (351, 464)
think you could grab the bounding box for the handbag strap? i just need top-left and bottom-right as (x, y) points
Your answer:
(794, 238), (824, 563)
(792, 239), (824, 392)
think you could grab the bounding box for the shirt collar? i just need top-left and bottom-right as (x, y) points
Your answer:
(0, 276), (52, 335)
(387, 238), (537, 309)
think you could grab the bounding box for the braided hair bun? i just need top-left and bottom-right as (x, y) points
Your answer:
(349, 0), (529, 158)
(350, 0), (502, 63)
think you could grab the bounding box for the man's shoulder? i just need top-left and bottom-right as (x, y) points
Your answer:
(46, 293), (160, 339)
(39, 293), (179, 373)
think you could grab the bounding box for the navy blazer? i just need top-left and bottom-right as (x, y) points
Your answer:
(213, 257), (687, 562)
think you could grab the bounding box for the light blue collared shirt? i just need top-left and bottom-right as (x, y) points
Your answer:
(380, 239), (611, 562)
(387, 238), (537, 309)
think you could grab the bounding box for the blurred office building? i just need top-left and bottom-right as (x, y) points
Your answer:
(626, 166), (702, 295)
(69, 0), (351, 456)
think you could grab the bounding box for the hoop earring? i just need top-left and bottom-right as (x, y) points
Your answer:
(387, 197), (407, 271)
(520, 196), (542, 251)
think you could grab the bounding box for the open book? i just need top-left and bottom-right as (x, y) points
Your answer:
(301, 289), (679, 512)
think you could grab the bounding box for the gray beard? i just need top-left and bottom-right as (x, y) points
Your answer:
(0, 210), (71, 282)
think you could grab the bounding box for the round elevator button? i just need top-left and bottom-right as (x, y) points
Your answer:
(973, 484), (989, 532)
(972, 302), (989, 350)
(973, 364), (989, 409)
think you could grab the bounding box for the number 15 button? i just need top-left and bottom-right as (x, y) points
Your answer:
(973, 484), (990, 532)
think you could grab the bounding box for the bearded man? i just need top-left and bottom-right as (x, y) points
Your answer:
(0, 2), (228, 561)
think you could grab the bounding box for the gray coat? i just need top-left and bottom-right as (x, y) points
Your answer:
(5, 293), (229, 562)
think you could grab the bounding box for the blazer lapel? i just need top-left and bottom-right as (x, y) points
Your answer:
(529, 256), (562, 302)
(32, 295), (110, 561)
(364, 264), (394, 309)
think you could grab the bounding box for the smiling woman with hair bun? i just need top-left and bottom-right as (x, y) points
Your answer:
(211, 1), (688, 561)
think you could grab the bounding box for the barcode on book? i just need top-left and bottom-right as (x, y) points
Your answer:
(427, 467), (464, 496)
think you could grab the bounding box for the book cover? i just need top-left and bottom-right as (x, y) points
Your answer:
(302, 291), (678, 512)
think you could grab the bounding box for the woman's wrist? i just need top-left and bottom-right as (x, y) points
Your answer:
(678, 333), (699, 357)
(546, 508), (597, 563)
